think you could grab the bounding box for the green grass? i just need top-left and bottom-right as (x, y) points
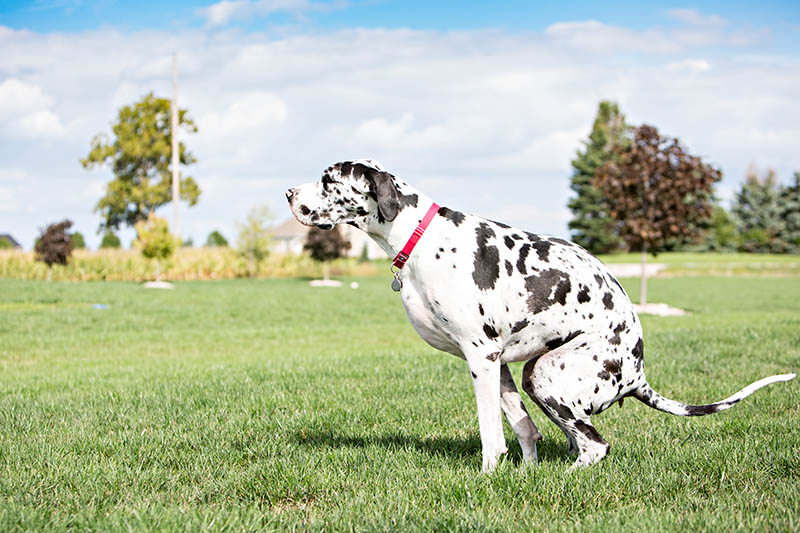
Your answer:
(1, 276), (799, 531)
(598, 252), (800, 277)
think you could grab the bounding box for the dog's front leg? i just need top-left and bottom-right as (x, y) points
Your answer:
(466, 352), (507, 472)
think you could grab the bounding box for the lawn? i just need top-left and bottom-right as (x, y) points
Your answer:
(0, 275), (798, 531)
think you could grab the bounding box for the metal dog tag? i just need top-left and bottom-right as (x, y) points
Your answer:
(391, 278), (403, 292)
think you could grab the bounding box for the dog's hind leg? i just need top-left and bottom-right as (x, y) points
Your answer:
(521, 336), (618, 468)
(500, 363), (542, 464)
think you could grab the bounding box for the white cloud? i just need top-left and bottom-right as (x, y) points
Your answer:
(0, 78), (65, 139)
(198, 0), (347, 27)
(666, 8), (727, 27)
(0, 17), (797, 249)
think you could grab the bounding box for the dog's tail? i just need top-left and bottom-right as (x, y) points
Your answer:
(632, 373), (796, 416)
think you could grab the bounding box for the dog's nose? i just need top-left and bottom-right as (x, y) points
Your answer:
(285, 188), (296, 202)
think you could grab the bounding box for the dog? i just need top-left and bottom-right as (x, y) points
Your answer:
(286, 159), (796, 471)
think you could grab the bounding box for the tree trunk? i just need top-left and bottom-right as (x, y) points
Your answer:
(640, 245), (647, 306)
(155, 259), (161, 282)
(323, 262), (330, 281)
(47, 266), (52, 282)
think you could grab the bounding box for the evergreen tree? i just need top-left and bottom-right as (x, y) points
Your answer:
(70, 231), (87, 249)
(731, 167), (787, 253)
(568, 101), (627, 254)
(779, 172), (800, 253)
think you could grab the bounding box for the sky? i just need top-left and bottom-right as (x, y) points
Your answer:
(1, 1), (799, 250)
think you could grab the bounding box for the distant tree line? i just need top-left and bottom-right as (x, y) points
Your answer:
(569, 100), (800, 256)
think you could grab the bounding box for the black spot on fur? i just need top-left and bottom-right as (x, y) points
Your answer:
(530, 240), (551, 261)
(510, 319), (529, 334)
(632, 338), (644, 372)
(686, 404), (722, 416)
(512, 234), (523, 240)
(471, 371), (477, 379)
(504, 235), (515, 250)
(603, 359), (622, 376)
(438, 207), (465, 226)
(594, 274), (606, 288)
(602, 292), (614, 310)
(577, 285), (590, 303)
(549, 237), (574, 247)
(486, 351), (501, 361)
(598, 370), (611, 381)
(517, 243), (530, 275)
(478, 304), (484, 316)
(524, 268), (572, 314)
(593, 384), (599, 394)
(544, 397), (574, 420)
(606, 274), (625, 294)
(505, 260), (513, 276)
(574, 420), (607, 445)
(299, 205), (311, 215)
(609, 322), (626, 345)
(545, 330), (583, 351)
(483, 323), (499, 339)
(491, 220), (511, 229)
(472, 223), (500, 291)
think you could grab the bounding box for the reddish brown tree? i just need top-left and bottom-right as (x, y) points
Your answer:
(593, 124), (721, 304)
(34, 219), (74, 281)
(304, 226), (351, 281)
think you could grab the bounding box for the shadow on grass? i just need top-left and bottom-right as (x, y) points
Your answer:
(290, 428), (570, 466)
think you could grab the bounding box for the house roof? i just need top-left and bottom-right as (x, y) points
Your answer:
(0, 234), (22, 248)
(272, 217), (309, 240)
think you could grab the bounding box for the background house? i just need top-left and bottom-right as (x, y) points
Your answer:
(0, 234), (22, 249)
(271, 218), (387, 260)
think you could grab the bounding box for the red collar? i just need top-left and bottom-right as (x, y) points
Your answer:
(392, 202), (440, 270)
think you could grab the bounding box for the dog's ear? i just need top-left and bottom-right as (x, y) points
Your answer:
(364, 167), (399, 222)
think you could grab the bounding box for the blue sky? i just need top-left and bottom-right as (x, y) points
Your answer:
(1, 1), (799, 249)
(3, 0), (799, 38)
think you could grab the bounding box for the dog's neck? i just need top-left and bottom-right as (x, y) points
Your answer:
(366, 180), (437, 261)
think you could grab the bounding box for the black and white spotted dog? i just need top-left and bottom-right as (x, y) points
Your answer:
(287, 160), (796, 471)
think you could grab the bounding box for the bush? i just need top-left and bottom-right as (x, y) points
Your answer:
(0, 248), (380, 281)
(100, 231), (122, 249)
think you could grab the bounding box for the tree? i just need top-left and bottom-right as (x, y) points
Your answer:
(81, 92), (201, 233)
(0, 237), (14, 249)
(99, 231), (122, 249)
(34, 219), (74, 281)
(698, 205), (738, 252)
(568, 101), (627, 254)
(133, 213), (177, 282)
(235, 206), (274, 276)
(594, 124), (721, 305)
(731, 167), (787, 253)
(780, 172), (800, 252)
(205, 230), (229, 247)
(70, 231), (86, 249)
(304, 226), (351, 280)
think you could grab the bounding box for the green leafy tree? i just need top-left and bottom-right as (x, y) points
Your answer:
(205, 230), (229, 247)
(81, 92), (201, 233)
(568, 101), (627, 254)
(99, 231), (122, 249)
(0, 236), (15, 249)
(304, 226), (351, 280)
(133, 213), (177, 282)
(699, 205), (738, 252)
(70, 231), (86, 249)
(35, 219), (74, 281)
(731, 167), (787, 253)
(236, 206), (274, 276)
(594, 124), (721, 305)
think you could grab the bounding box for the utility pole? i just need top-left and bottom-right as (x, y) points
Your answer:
(171, 53), (180, 239)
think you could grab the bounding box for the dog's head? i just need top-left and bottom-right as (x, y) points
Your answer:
(286, 160), (410, 230)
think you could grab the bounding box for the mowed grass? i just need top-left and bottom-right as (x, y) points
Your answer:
(0, 276), (799, 531)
